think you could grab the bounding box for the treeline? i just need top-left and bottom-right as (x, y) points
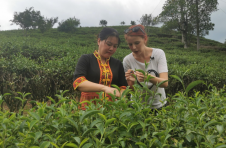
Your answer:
(8, 0), (219, 50)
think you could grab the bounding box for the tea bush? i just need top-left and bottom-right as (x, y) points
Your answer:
(0, 81), (226, 147)
(0, 26), (226, 112)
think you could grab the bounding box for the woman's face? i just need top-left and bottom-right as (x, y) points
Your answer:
(125, 35), (147, 54)
(98, 36), (118, 60)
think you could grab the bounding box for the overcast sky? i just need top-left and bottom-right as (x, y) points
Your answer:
(1, 0), (226, 43)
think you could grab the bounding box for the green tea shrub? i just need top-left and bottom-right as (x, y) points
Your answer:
(0, 78), (226, 147)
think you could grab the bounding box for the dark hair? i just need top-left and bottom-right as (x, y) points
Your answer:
(98, 27), (121, 47)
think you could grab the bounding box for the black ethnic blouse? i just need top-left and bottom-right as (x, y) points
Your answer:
(73, 50), (127, 91)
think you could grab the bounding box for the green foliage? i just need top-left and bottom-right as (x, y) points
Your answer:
(130, 21), (136, 25)
(158, 0), (218, 49)
(139, 14), (158, 27)
(0, 26), (225, 112)
(10, 7), (42, 31)
(10, 7), (58, 33)
(57, 17), (80, 33)
(120, 21), (125, 26)
(0, 82), (226, 147)
(99, 20), (107, 27)
(38, 17), (58, 33)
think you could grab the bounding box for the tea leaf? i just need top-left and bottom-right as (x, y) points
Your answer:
(119, 112), (131, 120)
(80, 110), (101, 122)
(188, 117), (199, 123)
(65, 117), (78, 131)
(29, 112), (40, 120)
(204, 120), (220, 129)
(170, 75), (183, 85)
(8, 113), (16, 121)
(138, 120), (145, 129)
(15, 97), (23, 102)
(57, 99), (68, 105)
(111, 84), (120, 92)
(173, 98), (188, 105)
(29, 120), (38, 131)
(82, 143), (93, 148)
(61, 142), (68, 148)
(73, 137), (81, 144)
(106, 143), (120, 148)
(40, 141), (50, 148)
(38, 108), (44, 118)
(50, 142), (59, 148)
(79, 138), (89, 148)
(216, 125), (224, 135)
(34, 131), (42, 142)
(185, 80), (204, 94)
(201, 142), (213, 148)
(215, 144), (226, 148)
(105, 118), (116, 127)
(96, 122), (105, 136)
(106, 127), (118, 137)
(135, 142), (147, 147)
(98, 113), (107, 121)
(47, 96), (56, 104)
(127, 122), (139, 132)
(197, 107), (208, 113)
(149, 137), (157, 147)
(82, 128), (97, 138)
(135, 69), (145, 77)
(65, 143), (78, 148)
(186, 134), (192, 142)
(90, 119), (102, 128)
(156, 80), (168, 88)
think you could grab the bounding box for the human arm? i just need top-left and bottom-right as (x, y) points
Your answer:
(73, 54), (121, 97)
(77, 81), (121, 97)
(135, 49), (168, 88)
(135, 71), (168, 88)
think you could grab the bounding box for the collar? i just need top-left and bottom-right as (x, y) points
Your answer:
(93, 50), (110, 63)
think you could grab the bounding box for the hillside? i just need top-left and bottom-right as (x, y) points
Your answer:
(0, 26), (226, 104)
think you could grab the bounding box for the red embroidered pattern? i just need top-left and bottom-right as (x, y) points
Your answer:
(73, 76), (87, 90)
(93, 51), (113, 87)
(120, 86), (127, 90)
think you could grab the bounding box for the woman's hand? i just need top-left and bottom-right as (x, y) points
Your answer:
(125, 69), (136, 82)
(135, 71), (145, 82)
(102, 86), (121, 97)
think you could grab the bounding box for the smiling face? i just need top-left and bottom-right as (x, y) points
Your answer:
(125, 35), (147, 54)
(98, 36), (119, 60)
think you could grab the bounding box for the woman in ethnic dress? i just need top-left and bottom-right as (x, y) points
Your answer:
(73, 27), (127, 110)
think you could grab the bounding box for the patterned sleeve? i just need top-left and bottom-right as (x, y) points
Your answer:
(73, 55), (89, 90)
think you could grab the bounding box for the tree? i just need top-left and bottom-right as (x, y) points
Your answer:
(139, 14), (158, 33)
(158, 0), (218, 50)
(99, 20), (107, 27)
(10, 7), (41, 31)
(57, 17), (80, 33)
(10, 7), (58, 34)
(130, 21), (136, 25)
(224, 39), (226, 45)
(158, 0), (194, 48)
(190, 0), (218, 50)
(120, 21), (125, 25)
(38, 17), (58, 33)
